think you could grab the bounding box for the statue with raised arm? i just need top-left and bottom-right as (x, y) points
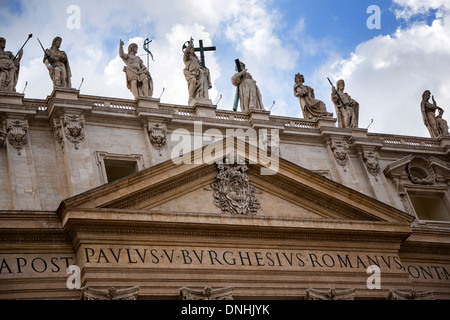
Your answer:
(294, 73), (332, 119)
(330, 79), (359, 128)
(0, 37), (22, 92)
(119, 40), (153, 99)
(43, 37), (72, 88)
(421, 90), (449, 138)
(183, 38), (211, 106)
(231, 60), (264, 111)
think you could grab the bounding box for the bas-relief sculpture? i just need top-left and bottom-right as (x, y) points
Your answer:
(231, 61), (264, 111)
(119, 40), (153, 99)
(43, 37), (72, 88)
(331, 79), (359, 128)
(183, 38), (212, 106)
(421, 90), (449, 138)
(294, 73), (332, 119)
(207, 163), (261, 216)
(0, 37), (22, 92)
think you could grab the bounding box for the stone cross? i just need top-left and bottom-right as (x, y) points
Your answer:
(193, 40), (216, 68)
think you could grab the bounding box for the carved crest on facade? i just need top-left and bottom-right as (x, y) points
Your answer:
(63, 114), (85, 149)
(208, 163), (261, 215)
(6, 119), (28, 155)
(148, 123), (167, 155)
(363, 150), (380, 180)
(331, 140), (349, 170)
(179, 286), (234, 300)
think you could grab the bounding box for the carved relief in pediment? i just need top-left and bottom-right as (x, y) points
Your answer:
(206, 163), (261, 216)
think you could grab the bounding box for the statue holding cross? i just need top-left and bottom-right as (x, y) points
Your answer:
(182, 37), (214, 106)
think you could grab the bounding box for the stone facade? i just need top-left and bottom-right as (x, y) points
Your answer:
(0, 88), (449, 300)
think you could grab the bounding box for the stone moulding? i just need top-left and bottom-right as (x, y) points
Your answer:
(179, 286), (234, 300)
(305, 288), (355, 300)
(81, 286), (140, 300)
(387, 289), (434, 300)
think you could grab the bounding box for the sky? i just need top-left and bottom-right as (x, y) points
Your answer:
(1, 0), (450, 138)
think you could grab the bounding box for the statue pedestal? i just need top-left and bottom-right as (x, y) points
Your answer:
(316, 117), (337, 128)
(0, 91), (24, 106)
(50, 87), (79, 100)
(136, 96), (160, 109)
(193, 99), (216, 118)
(248, 109), (271, 121)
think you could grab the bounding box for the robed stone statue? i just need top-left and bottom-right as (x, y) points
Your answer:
(183, 38), (212, 106)
(231, 61), (264, 111)
(294, 73), (332, 119)
(331, 79), (359, 128)
(119, 40), (153, 99)
(0, 37), (23, 92)
(43, 37), (72, 88)
(421, 90), (449, 138)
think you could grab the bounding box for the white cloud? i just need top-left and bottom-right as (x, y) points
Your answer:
(322, 1), (450, 138)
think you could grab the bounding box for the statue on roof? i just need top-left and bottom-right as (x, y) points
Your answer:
(42, 37), (72, 88)
(231, 60), (264, 111)
(330, 79), (359, 128)
(0, 37), (23, 92)
(119, 40), (153, 99)
(294, 73), (332, 119)
(183, 37), (212, 106)
(421, 90), (449, 138)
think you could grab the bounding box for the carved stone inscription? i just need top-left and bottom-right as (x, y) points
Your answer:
(72, 246), (450, 282)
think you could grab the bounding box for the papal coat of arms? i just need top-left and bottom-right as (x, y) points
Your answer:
(208, 163), (261, 215)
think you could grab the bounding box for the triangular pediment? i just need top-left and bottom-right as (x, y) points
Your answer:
(59, 137), (414, 226)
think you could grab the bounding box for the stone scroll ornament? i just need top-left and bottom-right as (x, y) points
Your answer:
(363, 150), (380, 180)
(6, 119), (28, 155)
(63, 114), (85, 149)
(208, 163), (261, 215)
(331, 140), (349, 171)
(148, 123), (167, 156)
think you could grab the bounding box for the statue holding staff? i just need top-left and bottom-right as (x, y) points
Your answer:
(40, 37), (72, 88)
(0, 36), (28, 92)
(330, 78), (359, 128)
(119, 40), (153, 99)
(231, 60), (264, 111)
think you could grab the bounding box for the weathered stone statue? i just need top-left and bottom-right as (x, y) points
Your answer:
(331, 79), (359, 128)
(43, 37), (72, 88)
(231, 61), (264, 111)
(119, 40), (153, 99)
(183, 38), (211, 106)
(294, 73), (332, 119)
(421, 90), (449, 138)
(0, 37), (22, 92)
